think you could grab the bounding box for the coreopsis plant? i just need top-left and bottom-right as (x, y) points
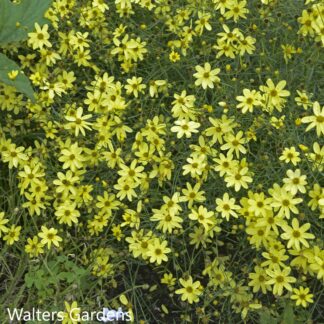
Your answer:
(0, 0), (323, 323)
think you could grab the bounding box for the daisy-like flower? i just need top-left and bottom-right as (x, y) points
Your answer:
(169, 51), (180, 62)
(28, 23), (52, 49)
(279, 147), (301, 166)
(189, 205), (215, 230)
(225, 166), (253, 192)
(146, 238), (171, 265)
(221, 131), (247, 158)
(3, 225), (21, 245)
(291, 286), (314, 308)
(295, 90), (311, 110)
(236, 89), (262, 113)
(175, 276), (202, 304)
(150, 208), (183, 234)
(281, 218), (315, 251)
(269, 184), (303, 219)
(266, 265), (296, 296)
(125, 76), (146, 98)
(25, 236), (44, 258)
(301, 101), (324, 137)
(260, 79), (290, 110)
(171, 119), (200, 138)
(248, 266), (270, 294)
(38, 226), (63, 249)
(53, 171), (80, 197)
(283, 169), (307, 195)
(2, 143), (28, 169)
(216, 192), (240, 221)
(181, 182), (206, 208)
(247, 192), (272, 217)
(65, 107), (93, 136)
(58, 142), (86, 171)
(224, 0), (249, 22)
(193, 62), (220, 89)
(182, 154), (206, 178)
(55, 201), (80, 226)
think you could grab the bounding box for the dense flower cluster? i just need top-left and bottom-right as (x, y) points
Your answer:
(0, 0), (323, 322)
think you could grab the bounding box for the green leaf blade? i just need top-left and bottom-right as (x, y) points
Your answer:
(0, 53), (35, 101)
(0, 0), (52, 44)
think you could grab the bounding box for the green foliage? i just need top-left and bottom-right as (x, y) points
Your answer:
(0, 0), (52, 101)
(0, 0), (51, 44)
(24, 255), (90, 299)
(260, 310), (278, 324)
(0, 53), (35, 101)
(282, 302), (295, 324)
(259, 302), (304, 324)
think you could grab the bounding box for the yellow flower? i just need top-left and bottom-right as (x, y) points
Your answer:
(146, 238), (171, 265)
(281, 44), (296, 63)
(92, 0), (109, 12)
(28, 23), (52, 49)
(261, 249), (289, 268)
(53, 171), (80, 197)
(213, 152), (237, 176)
(0, 212), (10, 237)
(260, 79), (290, 111)
(8, 70), (19, 80)
(221, 131), (247, 158)
(3, 225), (21, 245)
(150, 208), (183, 234)
(279, 147), (301, 166)
(2, 143), (28, 169)
(149, 80), (167, 98)
(96, 191), (120, 216)
(182, 154), (206, 178)
(175, 276), (202, 304)
(266, 265), (296, 296)
(281, 218), (315, 251)
(193, 62), (220, 89)
(306, 142), (324, 171)
(236, 89), (262, 113)
(269, 184), (303, 219)
(38, 226), (63, 249)
(25, 236), (44, 257)
(181, 182), (206, 208)
(295, 90), (311, 109)
(301, 101), (324, 137)
(62, 301), (81, 324)
(291, 286), (314, 308)
(225, 166), (253, 192)
(125, 76), (146, 98)
(224, 0), (249, 22)
(195, 12), (212, 35)
(161, 273), (176, 287)
(171, 119), (200, 138)
(117, 159), (145, 184)
(111, 224), (124, 241)
(58, 142), (86, 172)
(216, 192), (240, 221)
(248, 266), (270, 294)
(114, 179), (138, 201)
(189, 205), (215, 231)
(283, 169), (307, 195)
(65, 107), (92, 137)
(55, 201), (80, 226)
(18, 163), (45, 193)
(247, 192), (272, 218)
(169, 51), (180, 62)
